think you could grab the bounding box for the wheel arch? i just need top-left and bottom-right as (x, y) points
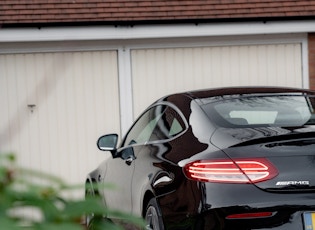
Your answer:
(142, 190), (155, 217)
(85, 173), (99, 196)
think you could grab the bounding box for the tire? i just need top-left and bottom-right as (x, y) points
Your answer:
(145, 198), (165, 230)
(85, 183), (116, 230)
(85, 183), (106, 230)
(85, 184), (97, 229)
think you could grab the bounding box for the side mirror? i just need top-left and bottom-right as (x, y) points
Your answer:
(97, 134), (118, 152)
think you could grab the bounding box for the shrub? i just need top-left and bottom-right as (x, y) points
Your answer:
(0, 153), (144, 230)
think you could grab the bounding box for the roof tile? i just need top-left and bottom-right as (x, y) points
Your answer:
(0, 0), (315, 25)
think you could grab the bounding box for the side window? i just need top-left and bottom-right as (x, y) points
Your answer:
(122, 105), (186, 147)
(123, 105), (166, 147)
(169, 119), (183, 136)
(149, 106), (185, 142)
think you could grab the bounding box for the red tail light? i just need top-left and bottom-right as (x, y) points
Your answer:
(226, 211), (275, 219)
(183, 158), (278, 183)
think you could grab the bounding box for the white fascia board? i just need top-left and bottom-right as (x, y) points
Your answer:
(1, 20), (315, 42)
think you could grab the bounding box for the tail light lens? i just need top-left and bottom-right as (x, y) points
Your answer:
(226, 211), (275, 219)
(183, 158), (278, 183)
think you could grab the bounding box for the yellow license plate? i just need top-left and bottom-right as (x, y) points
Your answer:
(303, 212), (315, 230)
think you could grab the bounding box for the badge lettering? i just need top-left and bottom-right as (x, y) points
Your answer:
(276, 181), (310, 186)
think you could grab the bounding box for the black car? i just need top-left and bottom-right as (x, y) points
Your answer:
(85, 87), (315, 230)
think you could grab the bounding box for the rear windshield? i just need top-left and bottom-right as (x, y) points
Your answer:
(201, 94), (315, 128)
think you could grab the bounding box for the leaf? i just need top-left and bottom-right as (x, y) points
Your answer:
(0, 216), (21, 230)
(35, 222), (83, 230)
(0, 152), (146, 229)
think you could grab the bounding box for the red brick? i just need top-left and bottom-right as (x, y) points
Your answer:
(1, 0), (315, 24)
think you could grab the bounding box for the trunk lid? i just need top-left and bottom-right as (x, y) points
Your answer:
(212, 127), (315, 192)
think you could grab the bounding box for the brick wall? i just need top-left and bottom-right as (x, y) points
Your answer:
(309, 33), (315, 90)
(1, 1), (315, 25)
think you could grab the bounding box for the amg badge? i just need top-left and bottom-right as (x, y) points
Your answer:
(276, 181), (310, 186)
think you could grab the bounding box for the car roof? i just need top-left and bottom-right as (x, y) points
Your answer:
(184, 86), (315, 100)
(156, 86), (315, 109)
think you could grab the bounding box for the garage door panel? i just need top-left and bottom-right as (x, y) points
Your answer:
(132, 43), (303, 117)
(0, 51), (120, 186)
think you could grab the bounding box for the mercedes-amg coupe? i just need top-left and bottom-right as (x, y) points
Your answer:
(85, 87), (315, 230)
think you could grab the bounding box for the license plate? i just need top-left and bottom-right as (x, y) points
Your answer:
(303, 212), (315, 230)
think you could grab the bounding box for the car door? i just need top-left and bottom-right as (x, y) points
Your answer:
(130, 105), (187, 215)
(100, 148), (133, 214)
(102, 105), (168, 215)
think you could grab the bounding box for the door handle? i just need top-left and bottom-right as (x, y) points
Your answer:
(125, 156), (135, 166)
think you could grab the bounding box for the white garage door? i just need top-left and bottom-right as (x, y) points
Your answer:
(0, 51), (120, 186)
(131, 43), (303, 117)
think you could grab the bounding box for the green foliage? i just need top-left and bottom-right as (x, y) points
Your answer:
(0, 153), (144, 229)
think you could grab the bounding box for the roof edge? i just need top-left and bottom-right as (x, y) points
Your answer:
(0, 20), (314, 43)
(2, 15), (315, 29)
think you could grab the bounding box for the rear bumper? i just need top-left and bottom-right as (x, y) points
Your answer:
(158, 182), (315, 229)
(161, 206), (314, 230)
(199, 209), (308, 230)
